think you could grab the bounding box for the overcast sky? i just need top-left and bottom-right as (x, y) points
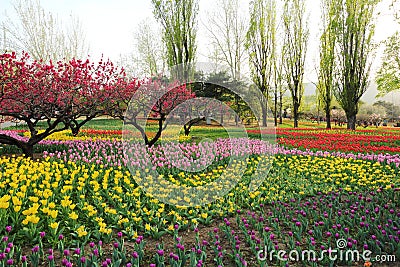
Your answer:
(0, 0), (399, 102)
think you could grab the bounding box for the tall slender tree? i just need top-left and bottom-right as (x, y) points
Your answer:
(151, 0), (198, 81)
(282, 0), (309, 128)
(205, 0), (247, 81)
(318, 0), (340, 129)
(246, 0), (277, 127)
(272, 39), (286, 126)
(334, 0), (379, 130)
(205, 0), (248, 126)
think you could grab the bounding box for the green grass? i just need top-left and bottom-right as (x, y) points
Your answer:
(84, 118), (123, 129)
(3, 117), (391, 133)
(188, 126), (236, 140)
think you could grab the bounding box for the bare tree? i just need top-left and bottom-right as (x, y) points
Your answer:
(115, 53), (141, 78)
(272, 38), (286, 126)
(282, 0), (309, 128)
(134, 19), (165, 77)
(205, 0), (248, 126)
(65, 14), (89, 60)
(205, 0), (247, 81)
(2, 0), (88, 61)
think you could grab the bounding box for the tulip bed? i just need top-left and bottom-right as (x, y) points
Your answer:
(275, 128), (400, 154)
(0, 125), (399, 266)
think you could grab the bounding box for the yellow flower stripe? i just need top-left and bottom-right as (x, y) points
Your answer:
(0, 154), (398, 241)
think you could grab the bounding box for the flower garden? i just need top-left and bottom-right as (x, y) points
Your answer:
(0, 121), (399, 266)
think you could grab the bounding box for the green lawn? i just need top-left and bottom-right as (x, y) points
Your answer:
(2, 117), (388, 134)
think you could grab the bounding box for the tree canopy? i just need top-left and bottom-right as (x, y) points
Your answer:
(0, 52), (123, 156)
(333, 0), (379, 130)
(282, 0), (309, 128)
(151, 0), (198, 80)
(376, 31), (400, 97)
(0, 51), (195, 155)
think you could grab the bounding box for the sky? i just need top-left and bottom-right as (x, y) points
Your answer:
(0, 0), (399, 103)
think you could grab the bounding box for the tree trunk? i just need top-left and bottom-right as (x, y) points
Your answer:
(130, 117), (149, 145)
(293, 113), (299, 128)
(71, 127), (79, 137)
(260, 95), (268, 127)
(184, 125), (190, 136)
(183, 117), (204, 136)
(346, 113), (357, 130)
(293, 102), (299, 128)
(274, 92), (278, 127)
(235, 95), (240, 126)
(21, 143), (34, 158)
(0, 134), (35, 158)
(279, 91), (283, 124)
(325, 107), (331, 129)
(262, 105), (267, 127)
(147, 116), (165, 147)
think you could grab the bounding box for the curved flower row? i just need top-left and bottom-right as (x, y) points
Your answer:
(3, 126), (400, 158)
(1, 147), (399, 245)
(1, 129), (398, 169)
(39, 138), (400, 169)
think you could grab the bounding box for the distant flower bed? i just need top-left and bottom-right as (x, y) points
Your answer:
(249, 128), (400, 154)
(277, 129), (400, 154)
